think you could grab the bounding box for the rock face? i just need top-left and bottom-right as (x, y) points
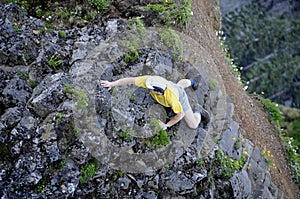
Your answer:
(0, 2), (284, 198)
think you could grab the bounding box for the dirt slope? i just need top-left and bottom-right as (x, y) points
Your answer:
(183, 0), (300, 198)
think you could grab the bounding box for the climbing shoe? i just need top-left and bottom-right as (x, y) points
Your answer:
(190, 75), (202, 90)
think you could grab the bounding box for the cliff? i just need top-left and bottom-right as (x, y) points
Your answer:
(0, 0), (299, 198)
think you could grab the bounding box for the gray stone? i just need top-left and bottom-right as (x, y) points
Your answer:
(29, 73), (70, 118)
(163, 171), (194, 194)
(219, 120), (241, 159)
(230, 170), (252, 199)
(2, 77), (32, 106)
(117, 177), (131, 189)
(0, 107), (22, 128)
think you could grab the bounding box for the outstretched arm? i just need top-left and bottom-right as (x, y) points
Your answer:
(100, 77), (136, 90)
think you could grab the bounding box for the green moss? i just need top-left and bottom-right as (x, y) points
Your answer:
(159, 28), (183, 59)
(117, 126), (135, 142)
(59, 30), (67, 38)
(146, 0), (192, 28)
(88, 0), (111, 13)
(261, 97), (284, 126)
(129, 17), (147, 36)
(74, 127), (81, 138)
(124, 49), (139, 63)
(63, 84), (88, 109)
(147, 4), (167, 12)
(56, 112), (63, 124)
(35, 8), (43, 18)
(80, 160), (98, 183)
(120, 17), (148, 63)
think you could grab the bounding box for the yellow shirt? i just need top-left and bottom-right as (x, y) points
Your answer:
(135, 76), (183, 113)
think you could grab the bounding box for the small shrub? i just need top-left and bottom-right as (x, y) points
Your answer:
(124, 49), (139, 63)
(171, 0), (193, 27)
(88, 0), (111, 13)
(214, 149), (247, 179)
(147, 118), (171, 148)
(34, 177), (47, 194)
(35, 8), (43, 18)
(260, 97), (284, 129)
(80, 161), (98, 183)
(48, 53), (62, 69)
(59, 30), (67, 38)
(129, 17), (146, 36)
(117, 126), (135, 142)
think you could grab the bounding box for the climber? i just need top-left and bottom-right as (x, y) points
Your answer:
(100, 75), (209, 130)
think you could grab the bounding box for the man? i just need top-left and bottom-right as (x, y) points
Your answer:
(100, 75), (209, 130)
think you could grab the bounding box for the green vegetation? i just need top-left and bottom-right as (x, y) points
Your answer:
(221, 3), (300, 107)
(120, 17), (147, 63)
(159, 28), (183, 59)
(48, 53), (62, 69)
(80, 160), (98, 183)
(111, 170), (125, 181)
(280, 135), (300, 185)
(196, 156), (203, 167)
(124, 49), (139, 63)
(222, 3), (300, 186)
(34, 177), (47, 194)
(74, 127), (80, 138)
(128, 17), (147, 36)
(146, 118), (171, 149)
(261, 97), (284, 129)
(260, 96), (300, 185)
(117, 126), (135, 142)
(59, 30), (67, 38)
(261, 149), (273, 166)
(214, 148), (247, 179)
(56, 112), (63, 124)
(128, 93), (136, 101)
(88, 0), (111, 13)
(63, 84), (88, 109)
(146, 0), (192, 28)
(109, 87), (117, 95)
(5, 0), (110, 29)
(151, 130), (170, 148)
(35, 8), (43, 17)
(17, 71), (39, 88)
(13, 25), (20, 32)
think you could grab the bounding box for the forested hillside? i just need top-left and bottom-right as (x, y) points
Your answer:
(220, 0), (300, 108)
